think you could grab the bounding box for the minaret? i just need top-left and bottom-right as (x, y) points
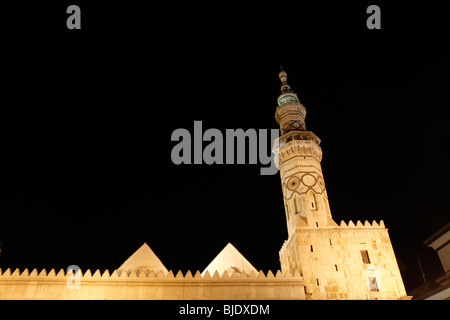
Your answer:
(274, 69), (409, 300)
(273, 69), (337, 237)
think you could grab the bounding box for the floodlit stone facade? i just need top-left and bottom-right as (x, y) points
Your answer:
(0, 70), (410, 299)
(279, 221), (407, 299)
(275, 69), (409, 300)
(0, 265), (305, 300)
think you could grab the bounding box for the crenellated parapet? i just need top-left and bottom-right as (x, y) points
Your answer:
(0, 267), (302, 280)
(339, 220), (386, 228)
(0, 267), (305, 299)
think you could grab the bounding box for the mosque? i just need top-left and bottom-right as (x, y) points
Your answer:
(0, 70), (410, 299)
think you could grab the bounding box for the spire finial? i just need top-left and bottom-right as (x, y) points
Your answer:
(276, 68), (300, 106)
(279, 68), (291, 94)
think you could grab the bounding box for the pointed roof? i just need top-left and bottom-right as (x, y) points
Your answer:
(118, 243), (168, 275)
(202, 243), (258, 277)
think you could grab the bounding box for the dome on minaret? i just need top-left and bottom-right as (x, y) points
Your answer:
(277, 68), (300, 106)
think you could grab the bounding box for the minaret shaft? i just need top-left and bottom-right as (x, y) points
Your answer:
(274, 69), (408, 300)
(274, 71), (335, 236)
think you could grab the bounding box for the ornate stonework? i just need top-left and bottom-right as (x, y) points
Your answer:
(283, 172), (326, 198)
(0, 69), (410, 300)
(275, 102), (307, 134)
(275, 69), (410, 299)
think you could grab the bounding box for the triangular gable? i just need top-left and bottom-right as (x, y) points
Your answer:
(118, 243), (168, 276)
(202, 243), (257, 277)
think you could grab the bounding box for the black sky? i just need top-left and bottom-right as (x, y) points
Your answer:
(0, 1), (449, 293)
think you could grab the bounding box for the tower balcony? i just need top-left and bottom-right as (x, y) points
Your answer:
(273, 131), (323, 168)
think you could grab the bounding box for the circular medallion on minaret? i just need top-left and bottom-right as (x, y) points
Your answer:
(317, 176), (325, 190)
(287, 176), (300, 191)
(301, 173), (316, 187)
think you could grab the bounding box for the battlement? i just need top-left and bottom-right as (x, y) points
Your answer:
(339, 220), (386, 228)
(0, 267), (305, 299)
(0, 267), (302, 281)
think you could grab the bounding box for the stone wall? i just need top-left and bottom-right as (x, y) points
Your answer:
(280, 220), (409, 300)
(0, 268), (305, 300)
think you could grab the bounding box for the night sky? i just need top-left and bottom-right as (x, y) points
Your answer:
(1, 2), (449, 294)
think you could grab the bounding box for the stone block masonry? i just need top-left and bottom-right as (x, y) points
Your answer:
(0, 268), (305, 300)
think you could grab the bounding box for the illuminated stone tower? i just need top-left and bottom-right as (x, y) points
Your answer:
(274, 69), (335, 234)
(274, 69), (409, 300)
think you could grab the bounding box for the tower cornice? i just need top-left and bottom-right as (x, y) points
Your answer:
(274, 137), (323, 169)
(275, 101), (307, 124)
